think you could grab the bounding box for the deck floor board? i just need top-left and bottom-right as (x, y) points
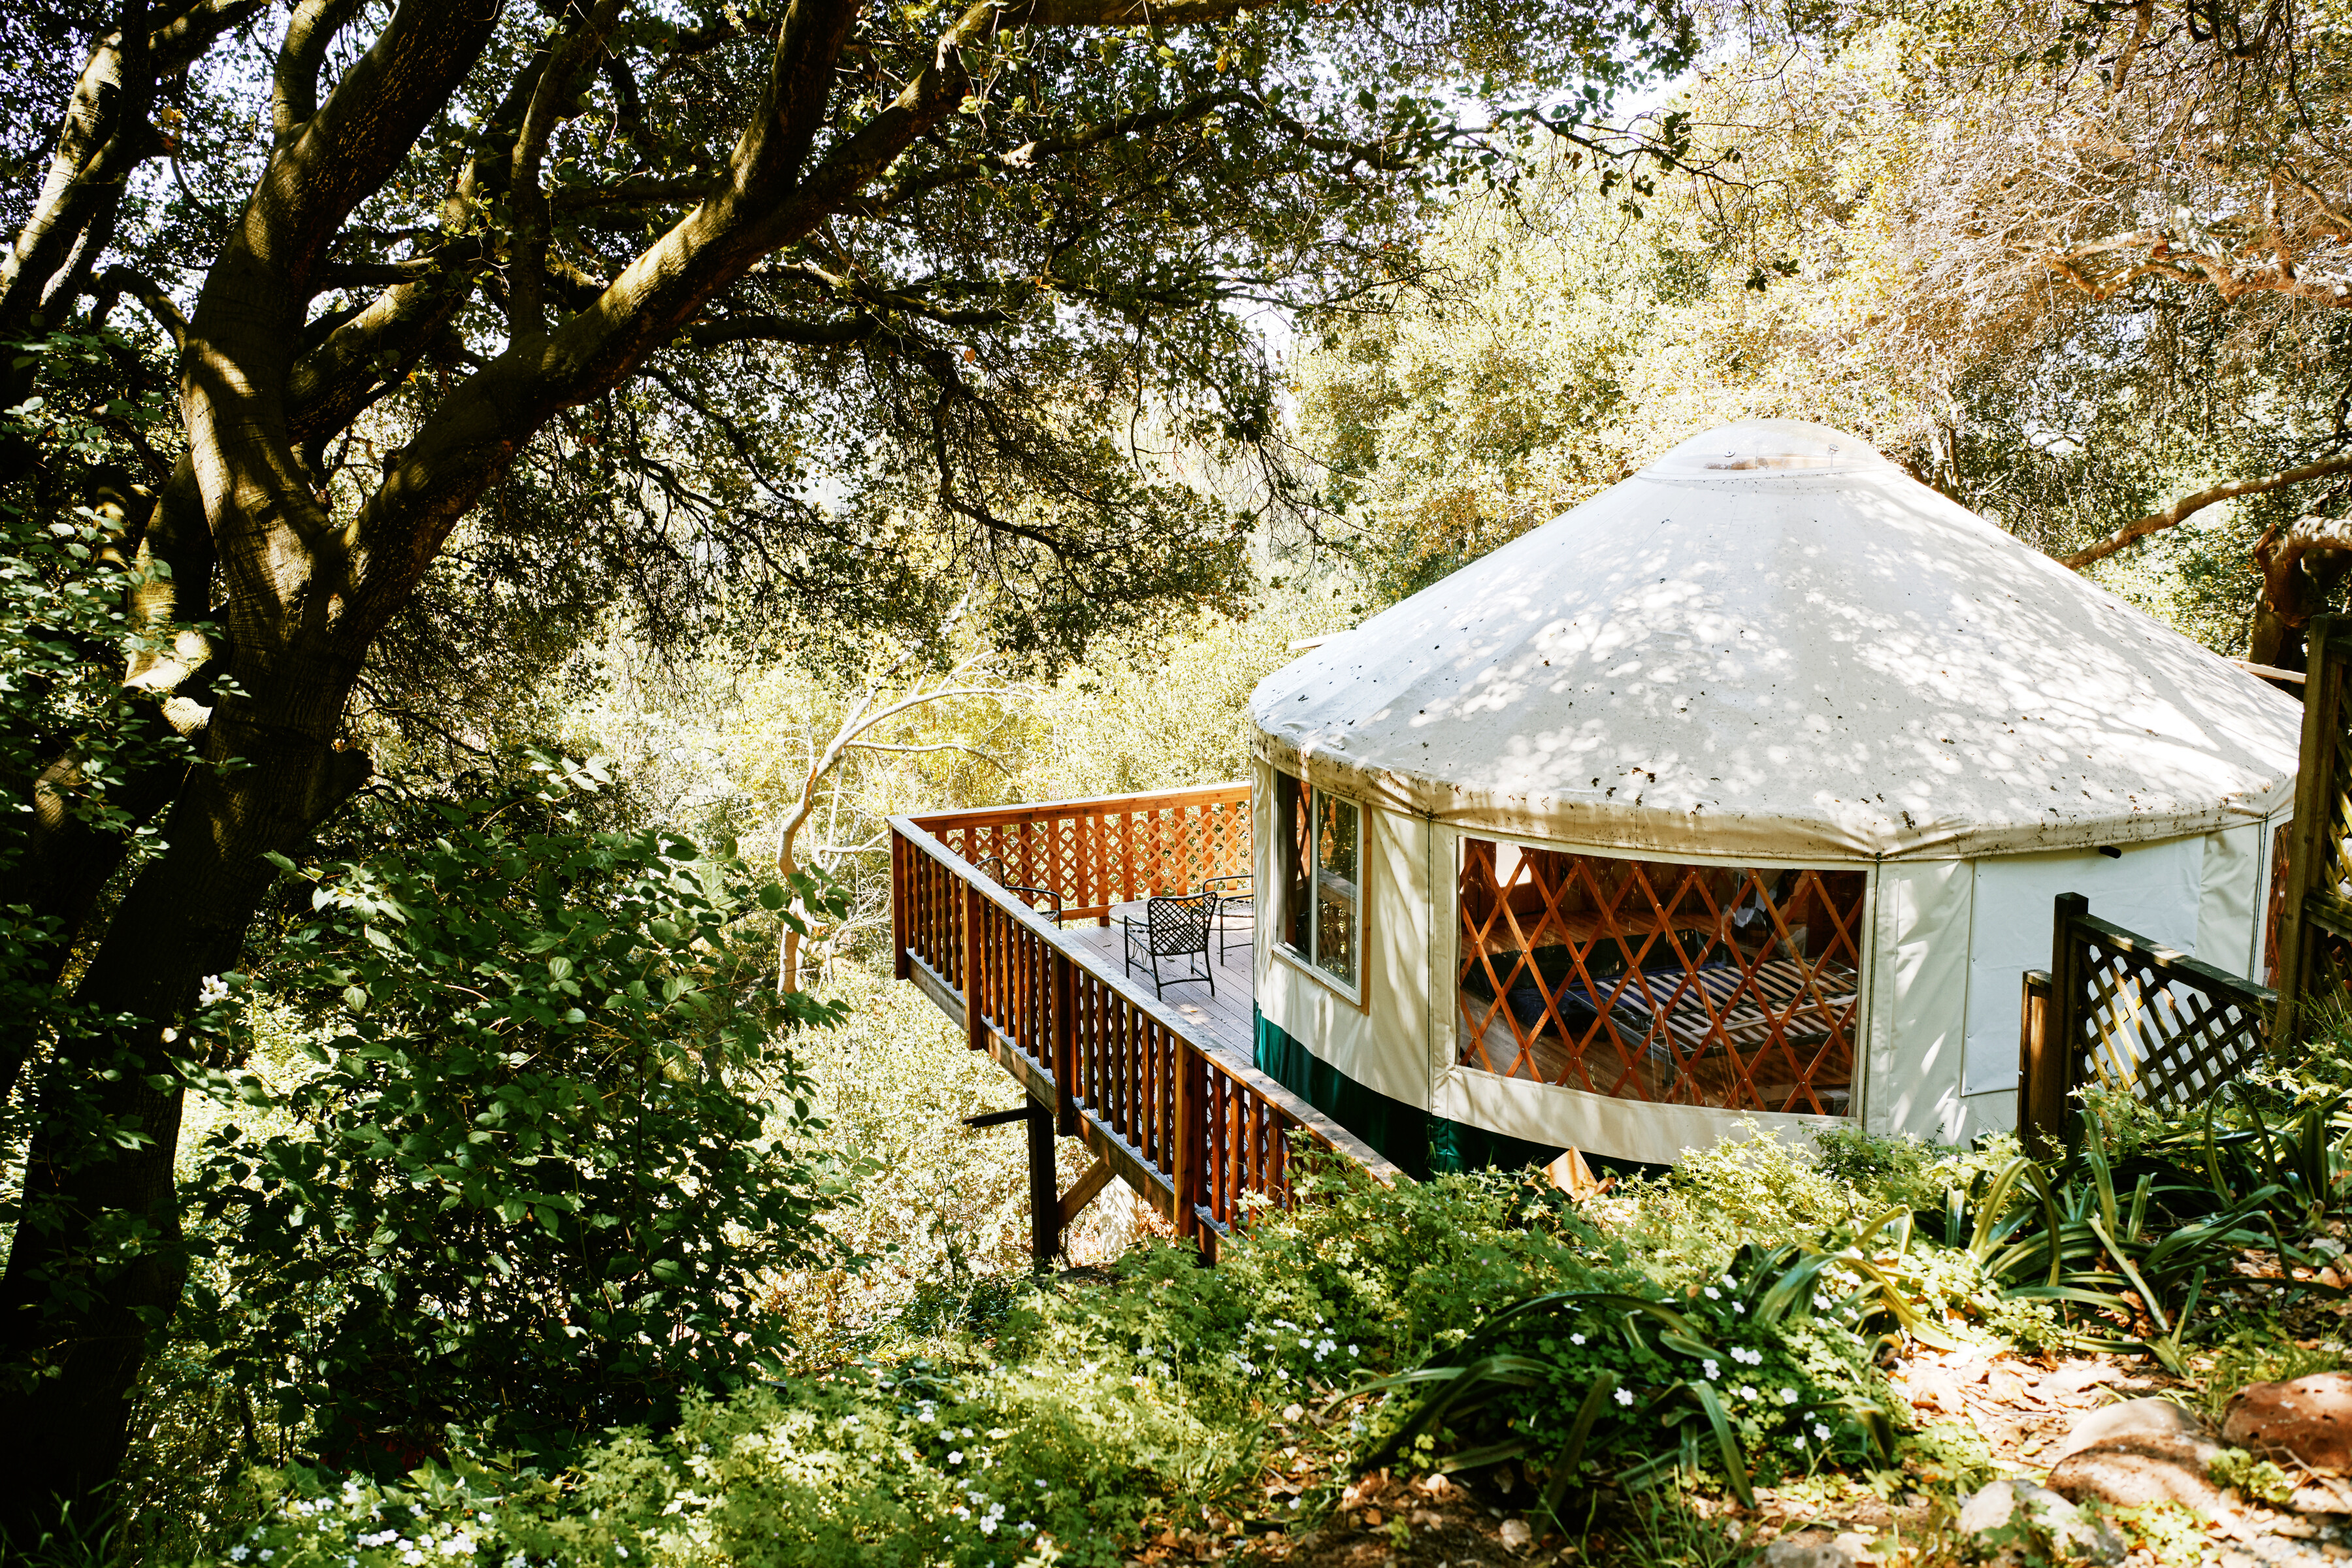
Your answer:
(1063, 919), (1257, 1070)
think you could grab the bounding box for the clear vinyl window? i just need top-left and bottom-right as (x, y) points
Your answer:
(1277, 773), (1362, 992)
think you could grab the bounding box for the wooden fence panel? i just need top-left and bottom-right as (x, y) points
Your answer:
(2025, 892), (2275, 1149)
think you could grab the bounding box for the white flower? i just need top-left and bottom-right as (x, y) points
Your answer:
(1732, 1303), (1745, 1315)
(1780, 1389), (1800, 1405)
(615, 1550), (627, 1561)
(506, 1558), (527, 1568)
(1035, 1480), (1049, 1490)
(1812, 1293), (1831, 1311)
(1348, 1345), (1359, 1356)
(1722, 1275), (1737, 1289)
(987, 1428), (1009, 1440)
(1614, 1388), (1635, 1406)
(1570, 1333), (1586, 1346)
(229, 1550), (250, 1563)
(949, 1451), (964, 1465)
(1702, 1360), (1721, 1380)
(199, 974), (231, 1007)
(1703, 1287), (1721, 1300)
(260, 1554), (274, 1563)
(1814, 1424), (1831, 1441)
(1740, 1386), (1758, 1401)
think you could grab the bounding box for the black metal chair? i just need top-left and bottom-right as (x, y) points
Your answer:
(1203, 873), (1253, 960)
(1122, 890), (1218, 998)
(973, 855), (1062, 921)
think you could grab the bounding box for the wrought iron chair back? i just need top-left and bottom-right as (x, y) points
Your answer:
(1124, 890), (1218, 998)
(1147, 890), (1215, 955)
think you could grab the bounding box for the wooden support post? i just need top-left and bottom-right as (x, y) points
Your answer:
(2042, 892), (2089, 1157)
(890, 830), (911, 981)
(2276, 613), (2341, 1052)
(1056, 1156), (1114, 1230)
(963, 879), (987, 1051)
(2017, 968), (2059, 1159)
(1053, 948), (1079, 1137)
(1026, 1097), (1060, 1267)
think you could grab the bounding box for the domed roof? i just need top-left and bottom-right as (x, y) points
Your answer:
(1250, 419), (2301, 860)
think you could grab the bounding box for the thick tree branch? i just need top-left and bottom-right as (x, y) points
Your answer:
(508, 0), (623, 340)
(93, 265), (189, 348)
(272, 0), (370, 148)
(2059, 453), (2352, 568)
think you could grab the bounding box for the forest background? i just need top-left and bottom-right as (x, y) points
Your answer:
(9, 0), (2352, 1559)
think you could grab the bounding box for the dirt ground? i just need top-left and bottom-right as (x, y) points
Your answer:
(1107, 1348), (2211, 1567)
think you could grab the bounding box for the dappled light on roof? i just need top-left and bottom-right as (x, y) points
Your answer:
(1249, 419), (2300, 861)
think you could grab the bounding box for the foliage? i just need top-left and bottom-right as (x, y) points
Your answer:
(180, 759), (855, 1465)
(2191, 1318), (2352, 1427)
(1354, 1237), (1906, 1514)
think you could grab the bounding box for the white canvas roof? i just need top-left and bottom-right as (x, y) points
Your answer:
(1252, 420), (2302, 860)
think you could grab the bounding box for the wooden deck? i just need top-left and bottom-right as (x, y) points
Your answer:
(891, 788), (1399, 1260)
(1063, 919), (1256, 1068)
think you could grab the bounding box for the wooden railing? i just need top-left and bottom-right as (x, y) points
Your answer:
(908, 784), (1251, 923)
(2020, 891), (2275, 1156)
(890, 788), (1400, 1251)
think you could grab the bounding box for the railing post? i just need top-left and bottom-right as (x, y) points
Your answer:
(2018, 968), (2059, 1158)
(1172, 1043), (1205, 1246)
(963, 879), (987, 1052)
(2042, 892), (2090, 1155)
(1053, 948), (1079, 1136)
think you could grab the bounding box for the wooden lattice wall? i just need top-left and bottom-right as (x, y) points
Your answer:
(1456, 841), (1867, 1117)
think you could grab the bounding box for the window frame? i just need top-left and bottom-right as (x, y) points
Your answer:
(1273, 771), (1365, 1004)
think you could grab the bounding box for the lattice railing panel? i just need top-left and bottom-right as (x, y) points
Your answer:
(1456, 841), (1865, 1117)
(913, 785), (1250, 921)
(2060, 911), (2274, 1114)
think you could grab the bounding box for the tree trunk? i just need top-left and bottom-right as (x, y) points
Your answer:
(0, 606), (369, 1533)
(2251, 519), (2352, 671)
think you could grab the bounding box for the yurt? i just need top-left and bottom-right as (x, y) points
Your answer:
(1246, 419), (2304, 1172)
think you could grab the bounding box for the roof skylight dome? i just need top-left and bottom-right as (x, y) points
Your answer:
(1641, 417), (1895, 478)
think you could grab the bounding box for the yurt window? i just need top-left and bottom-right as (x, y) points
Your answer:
(1456, 840), (1865, 1117)
(1274, 772), (1362, 993)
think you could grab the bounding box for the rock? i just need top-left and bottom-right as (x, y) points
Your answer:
(2047, 1396), (2206, 1465)
(1760, 1538), (1858, 1568)
(2225, 1373), (2352, 1471)
(1956, 1480), (2123, 1565)
(1497, 1518), (1531, 1552)
(2044, 1430), (2232, 1514)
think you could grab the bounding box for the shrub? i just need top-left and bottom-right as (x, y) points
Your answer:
(182, 759), (854, 1466)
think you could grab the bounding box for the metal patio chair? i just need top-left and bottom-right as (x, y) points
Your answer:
(1122, 890), (1218, 999)
(973, 855), (1062, 920)
(1203, 873), (1254, 960)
